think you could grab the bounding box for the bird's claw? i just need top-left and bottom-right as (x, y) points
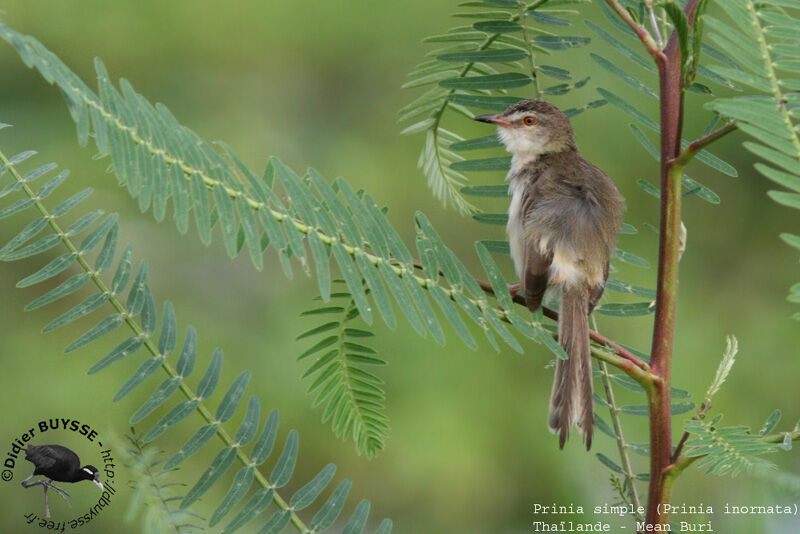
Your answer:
(48, 481), (72, 504)
(24, 479), (73, 518)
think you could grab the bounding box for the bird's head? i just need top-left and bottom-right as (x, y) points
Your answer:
(473, 99), (575, 160)
(81, 465), (104, 491)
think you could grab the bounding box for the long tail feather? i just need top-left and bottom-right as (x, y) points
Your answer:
(548, 286), (593, 450)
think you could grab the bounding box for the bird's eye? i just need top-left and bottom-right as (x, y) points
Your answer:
(522, 116), (537, 126)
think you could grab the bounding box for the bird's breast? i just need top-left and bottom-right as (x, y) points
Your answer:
(506, 175), (597, 290)
(507, 177), (526, 279)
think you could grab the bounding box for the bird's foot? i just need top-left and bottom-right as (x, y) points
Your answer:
(45, 481), (72, 506)
(22, 479), (45, 490)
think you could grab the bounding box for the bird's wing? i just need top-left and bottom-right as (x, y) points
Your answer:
(38, 445), (78, 469)
(27, 446), (57, 469)
(519, 174), (552, 313)
(522, 246), (552, 313)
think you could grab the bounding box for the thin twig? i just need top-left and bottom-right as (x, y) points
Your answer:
(671, 401), (710, 462)
(593, 314), (643, 521)
(671, 425), (692, 463)
(518, 1), (541, 98)
(671, 122), (738, 167)
(762, 430), (800, 444)
(471, 277), (649, 370)
(644, 0), (664, 47)
(600, 362), (645, 519)
(407, 259), (654, 378)
(543, 304), (648, 370)
(604, 0), (665, 62)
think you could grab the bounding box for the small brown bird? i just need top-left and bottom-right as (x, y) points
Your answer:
(475, 100), (624, 450)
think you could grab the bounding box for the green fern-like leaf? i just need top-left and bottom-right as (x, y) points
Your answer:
(298, 289), (389, 458)
(120, 430), (204, 533)
(0, 21), (673, 492)
(588, 6), (738, 205)
(701, 0), (800, 318)
(0, 22), (537, 351)
(684, 414), (778, 477)
(400, 0), (596, 215)
(0, 134), (392, 534)
(404, 4), (711, 331)
(0, 18), (656, 371)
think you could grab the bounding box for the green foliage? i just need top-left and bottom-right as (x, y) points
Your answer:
(587, 4), (739, 195)
(398, 0), (734, 498)
(704, 335), (738, 403)
(0, 135), (391, 533)
(400, 0), (599, 215)
(403, 0), (746, 334)
(3, 2), (800, 529)
(701, 0), (800, 319)
(0, 21), (579, 366)
(661, 2), (690, 83)
(684, 414), (778, 476)
(298, 289), (389, 458)
(681, 337), (797, 479)
(120, 430), (203, 533)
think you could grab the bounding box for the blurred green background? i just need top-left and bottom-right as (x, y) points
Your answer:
(0, 1), (798, 532)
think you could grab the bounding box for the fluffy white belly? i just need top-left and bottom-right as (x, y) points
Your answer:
(507, 178), (585, 288)
(507, 179), (525, 279)
(549, 249), (584, 287)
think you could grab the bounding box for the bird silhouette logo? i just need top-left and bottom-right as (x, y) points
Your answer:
(21, 444), (104, 519)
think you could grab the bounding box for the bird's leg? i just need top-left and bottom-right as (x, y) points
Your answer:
(43, 483), (50, 519)
(46, 481), (72, 503)
(43, 481), (72, 518)
(19, 479), (56, 517)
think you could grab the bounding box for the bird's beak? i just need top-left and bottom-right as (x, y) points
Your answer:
(93, 479), (104, 491)
(473, 114), (512, 127)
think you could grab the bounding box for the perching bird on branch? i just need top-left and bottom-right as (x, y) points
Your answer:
(21, 444), (104, 518)
(475, 100), (624, 450)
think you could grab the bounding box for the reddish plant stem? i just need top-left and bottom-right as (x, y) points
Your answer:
(672, 122), (738, 167)
(410, 257), (649, 370)
(645, 32), (682, 532)
(671, 401), (711, 462)
(541, 306), (648, 369)
(671, 427), (691, 463)
(603, 0), (663, 59)
(479, 279), (649, 369)
(645, 0), (701, 527)
(545, 305), (646, 370)
(605, 0), (700, 528)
